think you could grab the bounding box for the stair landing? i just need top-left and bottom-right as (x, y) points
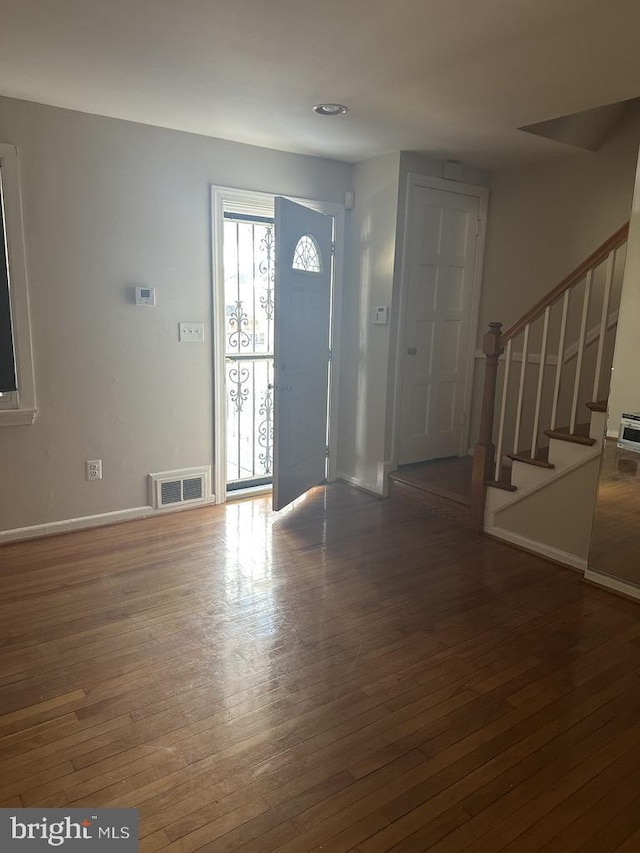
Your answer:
(388, 457), (472, 524)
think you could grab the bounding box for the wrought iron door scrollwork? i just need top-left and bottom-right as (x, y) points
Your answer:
(228, 363), (250, 413)
(228, 300), (251, 350)
(257, 382), (274, 474)
(259, 225), (275, 320)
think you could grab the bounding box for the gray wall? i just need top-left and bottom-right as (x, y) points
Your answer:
(0, 95), (351, 532)
(470, 105), (640, 447)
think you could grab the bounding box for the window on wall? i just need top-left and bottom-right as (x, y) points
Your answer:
(0, 174), (17, 398)
(0, 144), (36, 424)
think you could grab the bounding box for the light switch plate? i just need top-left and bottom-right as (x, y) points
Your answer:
(373, 306), (389, 325)
(179, 322), (205, 343)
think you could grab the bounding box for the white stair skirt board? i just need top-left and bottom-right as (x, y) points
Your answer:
(584, 569), (640, 602)
(486, 402), (606, 523)
(485, 525), (587, 572)
(485, 443), (601, 520)
(0, 497), (217, 544)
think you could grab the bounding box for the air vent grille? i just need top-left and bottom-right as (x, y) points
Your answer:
(160, 480), (182, 505)
(149, 467), (211, 510)
(183, 477), (203, 501)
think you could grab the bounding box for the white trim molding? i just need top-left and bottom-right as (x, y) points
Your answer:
(0, 407), (37, 426)
(486, 526), (588, 572)
(0, 497), (217, 545)
(583, 569), (640, 602)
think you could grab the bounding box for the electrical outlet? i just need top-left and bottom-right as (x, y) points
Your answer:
(86, 459), (102, 481)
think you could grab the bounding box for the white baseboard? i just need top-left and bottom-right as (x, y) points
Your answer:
(0, 496), (217, 545)
(485, 525), (587, 572)
(337, 471), (383, 497)
(583, 569), (640, 601)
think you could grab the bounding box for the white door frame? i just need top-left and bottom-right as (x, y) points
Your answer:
(211, 186), (345, 504)
(389, 173), (489, 470)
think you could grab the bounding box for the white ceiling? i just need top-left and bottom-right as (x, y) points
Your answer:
(1, 0), (640, 169)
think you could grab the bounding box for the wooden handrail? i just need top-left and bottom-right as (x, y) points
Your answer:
(501, 222), (629, 344)
(470, 221), (629, 534)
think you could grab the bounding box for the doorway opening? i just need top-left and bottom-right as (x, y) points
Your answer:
(223, 212), (275, 493)
(212, 187), (345, 508)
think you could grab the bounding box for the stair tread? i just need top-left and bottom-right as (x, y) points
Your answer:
(486, 479), (518, 493)
(586, 400), (607, 413)
(544, 423), (596, 446)
(508, 448), (555, 469)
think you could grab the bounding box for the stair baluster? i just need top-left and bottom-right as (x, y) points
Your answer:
(471, 222), (629, 532)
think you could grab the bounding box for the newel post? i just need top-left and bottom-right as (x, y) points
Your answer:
(471, 322), (503, 533)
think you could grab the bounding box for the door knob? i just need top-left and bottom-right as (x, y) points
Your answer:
(407, 347), (417, 355)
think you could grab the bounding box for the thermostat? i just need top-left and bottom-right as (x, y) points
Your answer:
(135, 286), (156, 306)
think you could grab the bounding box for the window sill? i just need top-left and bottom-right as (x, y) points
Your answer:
(0, 408), (37, 426)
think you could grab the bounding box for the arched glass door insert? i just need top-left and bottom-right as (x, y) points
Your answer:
(292, 234), (323, 273)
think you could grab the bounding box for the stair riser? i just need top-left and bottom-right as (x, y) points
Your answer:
(589, 411), (607, 442)
(548, 438), (599, 469)
(510, 461), (556, 491)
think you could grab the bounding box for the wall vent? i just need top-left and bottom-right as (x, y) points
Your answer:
(149, 467), (211, 510)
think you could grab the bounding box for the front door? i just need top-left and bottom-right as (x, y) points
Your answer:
(398, 186), (480, 464)
(273, 198), (332, 510)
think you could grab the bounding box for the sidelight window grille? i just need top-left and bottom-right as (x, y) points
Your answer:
(223, 214), (275, 489)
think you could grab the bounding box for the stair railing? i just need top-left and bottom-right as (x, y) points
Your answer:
(471, 222), (629, 532)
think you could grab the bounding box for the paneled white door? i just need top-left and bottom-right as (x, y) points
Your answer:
(398, 186), (480, 464)
(273, 197), (332, 510)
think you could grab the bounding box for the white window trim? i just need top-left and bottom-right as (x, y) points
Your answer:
(210, 186), (345, 504)
(0, 144), (36, 426)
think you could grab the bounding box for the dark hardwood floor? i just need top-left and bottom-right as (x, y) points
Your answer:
(0, 483), (639, 851)
(391, 457), (473, 505)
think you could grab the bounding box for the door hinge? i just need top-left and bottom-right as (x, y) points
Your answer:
(331, 241), (336, 257)
(328, 347), (332, 362)
(475, 219), (481, 238)
(326, 445), (330, 458)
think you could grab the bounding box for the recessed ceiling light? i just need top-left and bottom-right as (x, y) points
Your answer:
(313, 103), (349, 116)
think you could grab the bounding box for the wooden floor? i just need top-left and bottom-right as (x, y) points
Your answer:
(391, 457), (472, 505)
(590, 442), (640, 588)
(1, 484), (640, 852)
